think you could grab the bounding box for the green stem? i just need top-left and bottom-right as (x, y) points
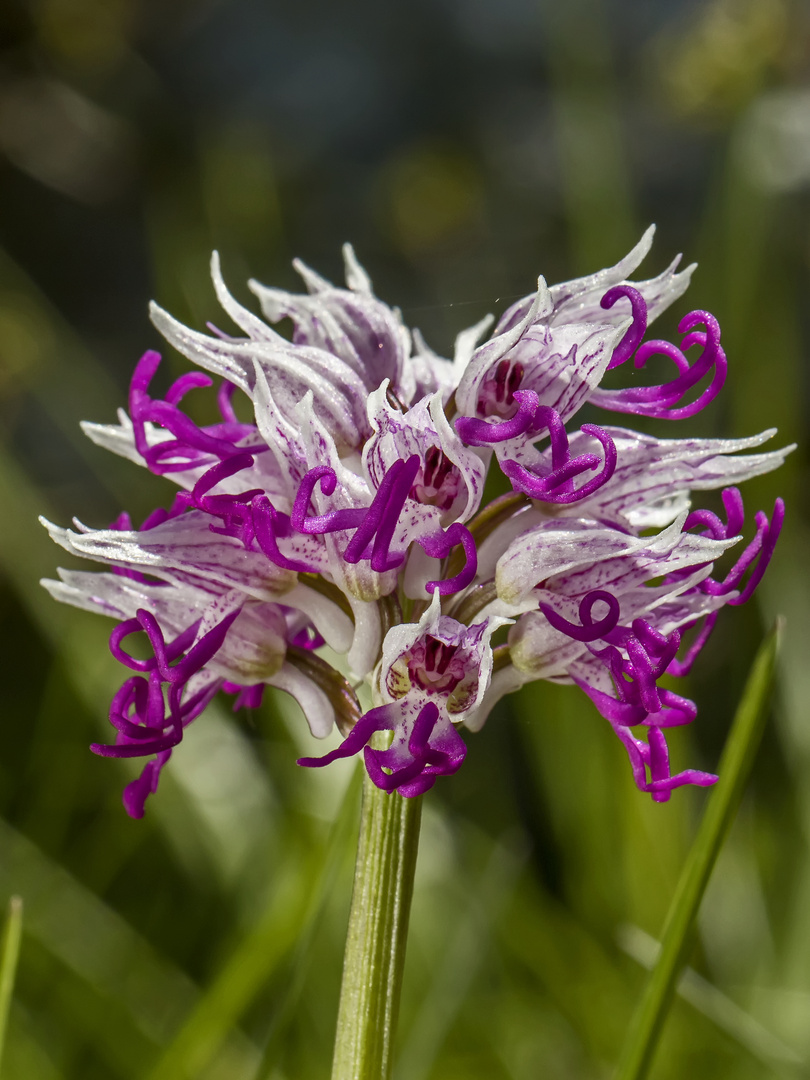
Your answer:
(331, 769), (423, 1080)
(615, 622), (782, 1080)
(0, 896), (23, 1070)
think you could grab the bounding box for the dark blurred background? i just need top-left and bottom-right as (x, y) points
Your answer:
(0, 1), (809, 1077)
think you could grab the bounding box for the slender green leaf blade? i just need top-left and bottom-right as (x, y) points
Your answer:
(0, 896), (23, 1072)
(615, 621), (782, 1080)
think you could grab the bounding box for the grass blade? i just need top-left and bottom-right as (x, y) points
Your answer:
(618, 924), (803, 1071)
(615, 620), (783, 1080)
(0, 896), (23, 1071)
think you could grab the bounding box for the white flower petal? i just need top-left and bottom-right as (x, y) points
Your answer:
(342, 242), (373, 294)
(564, 427), (794, 530)
(265, 662), (335, 738)
(42, 512), (299, 598)
(363, 384), (486, 528)
(454, 278), (553, 415)
(495, 513), (738, 608)
(347, 597), (382, 678)
(491, 226), (694, 339)
(376, 593), (509, 723)
(210, 251), (282, 343)
(150, 303), (370, 453)
(249, 252), (412, 402)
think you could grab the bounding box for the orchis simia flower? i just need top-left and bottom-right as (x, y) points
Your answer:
(41, 226), (790, 816)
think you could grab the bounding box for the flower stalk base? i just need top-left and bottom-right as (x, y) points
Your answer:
(331, 765), (422, 1080)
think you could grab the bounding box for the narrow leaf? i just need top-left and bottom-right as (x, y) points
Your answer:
(618, 924), (803, 1070)
(0, 896), (23, 1071)
(615, 620), (782, 1080)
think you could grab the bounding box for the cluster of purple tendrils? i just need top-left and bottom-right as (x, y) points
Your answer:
(683, 487), (785, 605)
(539, 485), (783, 800)
(456, 286), (727, 505)
(593, 286), (728, 419)
(289, 459), (478, 593)
(299, 700), (467, 797)
(458, 389), (618, 503)
(130, 350), (256, 474)
(94, 607), (239, 815)
(130, 353), (478, 593)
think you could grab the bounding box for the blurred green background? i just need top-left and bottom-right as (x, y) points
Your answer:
(0, 0), (808, 1076)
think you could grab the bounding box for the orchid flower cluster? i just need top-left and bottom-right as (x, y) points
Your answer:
(42, 227), (788, 817)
